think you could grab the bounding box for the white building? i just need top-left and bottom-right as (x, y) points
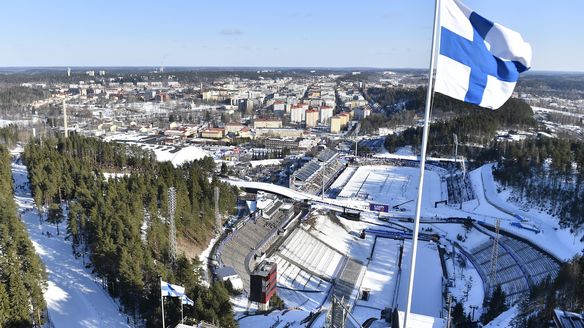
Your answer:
(273, 100), (286, 112)
(290, 105), (306, 123)
(319, 106), (333, 124)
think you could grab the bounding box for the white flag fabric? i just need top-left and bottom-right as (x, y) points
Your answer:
(161, 280), (185, 298)
(434, 0), (532, 109)
(181, 295), (194, 306)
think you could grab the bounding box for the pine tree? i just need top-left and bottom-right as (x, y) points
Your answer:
(482, 285), (508, 324)
(47, 202), (64, 235)
(0, 283), (10, 328)
(7, 252), (31, 326)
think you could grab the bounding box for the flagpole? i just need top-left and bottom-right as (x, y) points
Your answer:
(403, 0), (441, 326)
(160, 277), (166, 328)
(181, 299), (184, 324)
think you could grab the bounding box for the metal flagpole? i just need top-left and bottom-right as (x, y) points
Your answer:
(181, 299), (184, 324)
(160, 277), (166, 328)
(403, 0), (441, 326)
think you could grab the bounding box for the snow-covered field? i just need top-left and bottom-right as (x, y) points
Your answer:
(147, 144), (210, 167)
(337, 165), (442, 213)
(11, 160), (131, 328)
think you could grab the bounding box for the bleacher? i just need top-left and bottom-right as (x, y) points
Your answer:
(467, 235), (560, 303)
(219, 202), (294, 292)
(446, 173), (475, 204)
(292, 149), (347, 196)
(317, 148), (338, 162)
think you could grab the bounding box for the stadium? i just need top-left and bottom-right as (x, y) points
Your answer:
(218, 150), (561, 327)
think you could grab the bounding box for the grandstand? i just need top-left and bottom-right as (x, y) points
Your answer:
(465, 234), (560, 302)
(218, 200), (296, 292)
(446, 173), (475, 204)
(291, 149), (347, 196)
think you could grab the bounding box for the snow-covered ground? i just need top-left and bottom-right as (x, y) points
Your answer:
(337, 165), (442, 213)
(11, 160), (131, 328)
(199, 234), (219, 286)
(397, 240), (443, 318)
(473, 164), (583, 260)
(249, 159), (283, 168)
(353, 239), (443, 324)
(148, 145), (210, 167)
(483, 306), (517, 328)
(238, 309), (309, 327)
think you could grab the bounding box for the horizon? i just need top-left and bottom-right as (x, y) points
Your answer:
(2, 0), (583, 71)
(0, 66), (583, 75)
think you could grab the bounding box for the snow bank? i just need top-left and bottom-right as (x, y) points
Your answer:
(11, 162), (131, 328)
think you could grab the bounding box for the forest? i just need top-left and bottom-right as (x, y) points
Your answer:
(23, 135), (239, 327)
(492, 137), (584, 232)
(513, 255), (584, 327)
(0, 145), (47, 327)
(382, 96), (537, 155)
(0, 86), (49, 115)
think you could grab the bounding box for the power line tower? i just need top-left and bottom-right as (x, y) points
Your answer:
(453, 133), (458, 161)
(489, 218), (501, 290)
(168, 187), (177, 266)
(62, 99), (69, 138)
(214, 186), (221, 232)
(141, 208), (151, 244)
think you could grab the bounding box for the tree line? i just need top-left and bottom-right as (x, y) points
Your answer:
(0, 145), (47, 327)
(383, 97), (537, 155)
(363, 86), (536, 140)
(23, 135), (238, 327)
(492, 137), (584, 232)
(0, 86), (49, 115)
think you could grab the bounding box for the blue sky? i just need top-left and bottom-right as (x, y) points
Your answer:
(1, 0), (583, 71)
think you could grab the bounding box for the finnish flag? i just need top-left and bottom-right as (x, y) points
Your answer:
(434, 0), (532, 109)
(181, 295), (194, 306)
(161, 280), (185, 297)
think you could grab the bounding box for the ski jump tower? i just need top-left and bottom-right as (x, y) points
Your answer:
(168, 187), (177, 266)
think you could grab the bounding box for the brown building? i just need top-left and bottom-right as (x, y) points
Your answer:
(201, 128), (225, 139)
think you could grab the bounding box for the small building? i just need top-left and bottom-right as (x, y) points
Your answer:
(249, 260), (277, 304)
(254, 128), (304, 139)
(224, 123), (245, 134)
(254, 118), (282, 129)
(273, 100), (286, 112)
(264, 138), (298, 150)
(201, 128), (225, 139)
(216, 266), (244, 291)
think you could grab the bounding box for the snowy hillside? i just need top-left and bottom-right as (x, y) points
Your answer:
(11, 160), (131, 328)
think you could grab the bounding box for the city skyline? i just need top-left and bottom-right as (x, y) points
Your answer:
(1, 0), (583, 71)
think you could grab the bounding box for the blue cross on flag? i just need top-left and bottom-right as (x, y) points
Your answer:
(181, 295), (194, 306)
(161, 280), (186, 297)
(434, 0), (532, 109)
